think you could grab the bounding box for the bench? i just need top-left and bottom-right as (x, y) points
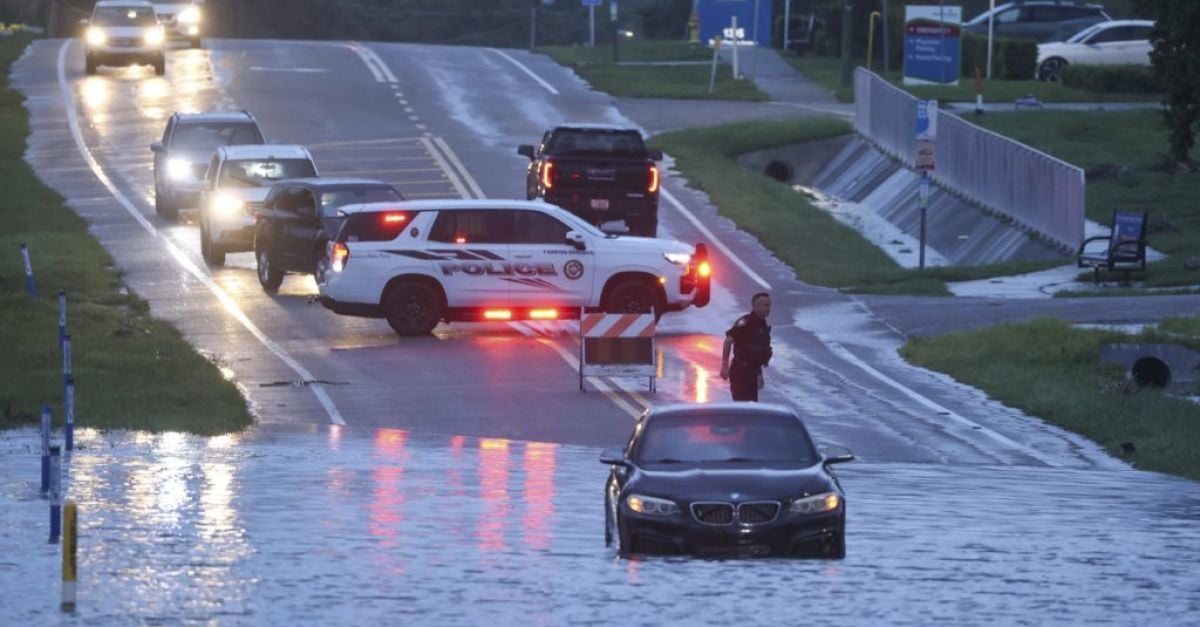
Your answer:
(1077, 210), (1148, 285)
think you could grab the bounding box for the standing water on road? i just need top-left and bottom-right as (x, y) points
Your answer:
(2, 426), (1199, 625)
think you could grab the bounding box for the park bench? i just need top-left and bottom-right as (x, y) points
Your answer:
(1077, 210), (1148, 285)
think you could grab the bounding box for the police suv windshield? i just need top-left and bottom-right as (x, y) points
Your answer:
(219, 159), (316, 188)
(93, 6), (159, 27)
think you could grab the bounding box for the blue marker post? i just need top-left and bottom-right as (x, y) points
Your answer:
(62, 334), (72, 386)
(65, 376), (75, 453)
(58, 291), (67, 351)
(20, 243), (36, 298)
(41, 405), (51, 494)
(49, 445), (62, 543)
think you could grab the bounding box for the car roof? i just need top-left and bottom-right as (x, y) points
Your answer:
(554, 123), (642, 133)
(173, 111), (257, 124)
(95, 0), (155, 7)
(218, 144), (311, 159)
(277, 177), (394, 188)
(643, 403), (802, 423)
(338, 199), (561, 214)
(1088, 19), (1154, 28)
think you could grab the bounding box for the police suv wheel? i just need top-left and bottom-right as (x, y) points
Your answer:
(384, 282), (442, 336)
(256, 247), (284, 292)
(605, 279), (659, 319)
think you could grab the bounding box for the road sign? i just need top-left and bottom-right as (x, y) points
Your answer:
(916, 140), (936, 172)
(915, 99), (938, 140)
(903, 5), (961, 86)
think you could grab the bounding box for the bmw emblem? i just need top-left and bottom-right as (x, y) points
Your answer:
(731, 492), (740, 500)
(564, 259), (584, 280)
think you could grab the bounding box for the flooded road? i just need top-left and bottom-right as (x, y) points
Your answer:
(3, 427), (1198, 625)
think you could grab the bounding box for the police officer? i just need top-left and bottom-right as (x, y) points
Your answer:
(720, 292), (772, 402)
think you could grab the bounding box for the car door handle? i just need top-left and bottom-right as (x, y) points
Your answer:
(514, 254), (534, 259)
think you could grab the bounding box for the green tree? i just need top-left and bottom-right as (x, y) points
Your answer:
(1138, 0), (1200, 163)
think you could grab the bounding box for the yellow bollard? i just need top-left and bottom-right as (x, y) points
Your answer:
(867, 11), (882, 71)
(61, 501), (77, 612)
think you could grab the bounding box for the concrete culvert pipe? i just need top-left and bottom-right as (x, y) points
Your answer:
(1132, 357), (1171, 389)
(765, 160), (792, 183)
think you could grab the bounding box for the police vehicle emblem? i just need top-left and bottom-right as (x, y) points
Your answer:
(564, 260), (584, 280)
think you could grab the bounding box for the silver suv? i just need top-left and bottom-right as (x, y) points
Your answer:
(151, 111), (264, 219)
(963, 1), (1110, 43)
(198, 144), (319, 266)
(81, 0), (166, 75)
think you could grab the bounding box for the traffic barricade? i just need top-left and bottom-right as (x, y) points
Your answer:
(579, 312), (657, 393)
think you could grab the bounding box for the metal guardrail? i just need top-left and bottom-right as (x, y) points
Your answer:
(853, 68), (1084, 251)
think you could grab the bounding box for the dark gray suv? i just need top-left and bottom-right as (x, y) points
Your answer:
(963, 1), (1110, 43)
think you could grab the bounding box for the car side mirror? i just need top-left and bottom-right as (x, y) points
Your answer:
(823, 445), (855, 465)
(599, 449), (629, 467)
(647, 147), (663, 161)
(150, 141), (164, 153)
(565, 230), (586, 251)
(517, 144), (535, 159)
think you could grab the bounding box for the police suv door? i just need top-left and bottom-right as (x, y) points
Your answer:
(425, 208), (511, 308)
(507, 208), (594, 308)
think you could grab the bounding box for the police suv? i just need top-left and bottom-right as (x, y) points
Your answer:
(317, 200), (712, 336)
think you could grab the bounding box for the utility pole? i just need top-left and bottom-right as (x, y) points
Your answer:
(530, 0), (539, 51)
(840, 1), (853, 87)
(882, 0), (891, 73)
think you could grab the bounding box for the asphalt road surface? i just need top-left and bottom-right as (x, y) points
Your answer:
(6, 37), (1200, 623)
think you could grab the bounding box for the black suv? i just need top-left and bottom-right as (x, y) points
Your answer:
(519, 125), (663, 237)
(253, 178), (404, 292)
(151, 111), (264, 219)
(963, 1), (1110, 43)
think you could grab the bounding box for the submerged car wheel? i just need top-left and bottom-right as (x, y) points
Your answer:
(85, 57), (98, 75)
(256, 247), (284, 292)
(384, 282), (442, 336)
(825, 532), (846, 560)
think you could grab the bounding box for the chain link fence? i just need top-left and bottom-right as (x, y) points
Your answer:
(854, 67), (1084, 251)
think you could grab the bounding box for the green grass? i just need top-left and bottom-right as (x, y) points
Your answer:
(652, 119), (1063, 294)
(539, 41), (768, 101)
(972, 110), (1200, 289)
(785, 55), (1162, 104)
(1159, 316), (1200, 338)
(0, 32), (251, 435)
(901, 318), (1200, 481)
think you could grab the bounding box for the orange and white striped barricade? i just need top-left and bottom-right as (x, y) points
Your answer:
(579, 312), (657, 393)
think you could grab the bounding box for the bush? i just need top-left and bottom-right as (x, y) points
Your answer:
(960, 32), (1037, 79)
(1062, 64), (1164, 94)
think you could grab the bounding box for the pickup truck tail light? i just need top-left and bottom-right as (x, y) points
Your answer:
(647, 164), (659, 193)
(330, 242), (350, 273)
(541, 161), (555, 190)
(681, 243), (711, 307)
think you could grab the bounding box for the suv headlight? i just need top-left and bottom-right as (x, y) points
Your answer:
(144, 27), (165, 46)
(178, 6), (201, 23)
(211, 194), (244, 220)
(664, 252), (692, 266)
(166, 158), (192, 181)
(85, 27), (107, 46)
(626, 494), (679, 516)
(789, 492), (841, 515)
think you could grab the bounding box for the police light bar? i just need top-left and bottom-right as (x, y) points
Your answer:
(530, 309), (558, 320)
(484, 310), (513, 320)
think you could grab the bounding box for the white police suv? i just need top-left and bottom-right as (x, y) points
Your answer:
(316, 200), (712, 336)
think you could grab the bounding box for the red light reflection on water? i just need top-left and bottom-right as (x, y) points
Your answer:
(522, 442), (557, 550)
(369, 429), (409, 554)
(476, 438), (511, 553)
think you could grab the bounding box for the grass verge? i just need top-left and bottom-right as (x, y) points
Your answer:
(652, 119), (1063, 295)
(901, 318), (1200, 481)
(785, 55), (1162, 104)
(971, 109), (1200, 290)
(0, 32), (251, 434)
(539, 41), (768, 101)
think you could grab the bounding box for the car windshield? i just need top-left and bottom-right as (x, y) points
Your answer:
(549, 129), (647, 158)
(172, 122), (262, 151)
(92, 7), (159, 27)
(219, 158), (316, 188)
(636, 413), (819, 465)
(1066, 23), (1104, 43)
(320, 187), (403, 217)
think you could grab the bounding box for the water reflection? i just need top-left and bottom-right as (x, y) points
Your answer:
(476, 438), (510, 553)
(521, 442), (557, 551)
(369, 429), (408, 552)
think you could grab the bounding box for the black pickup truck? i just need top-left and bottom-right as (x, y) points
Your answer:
(518, 125), (663, 237)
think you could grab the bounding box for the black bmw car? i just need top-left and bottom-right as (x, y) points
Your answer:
(602, 403), (854, 559)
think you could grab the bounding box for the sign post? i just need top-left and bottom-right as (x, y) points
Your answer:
(582, 0), (601, 46)
(903, 5), (961, 86)
(915, 99), (938, 270)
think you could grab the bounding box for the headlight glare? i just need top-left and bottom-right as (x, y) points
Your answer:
(144, 27), (165, 46)
(85, 27), (107, 46)
(179, 7), (201, 23)
(166, 158), (192, 181)
(664, 252), (692, 266)
(211, 194), (244, 219)
(626, 494), (679, 516)
(790, 492), (841, 515)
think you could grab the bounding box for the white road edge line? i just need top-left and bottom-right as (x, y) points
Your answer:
(55, 40), (347, 426)
(660, 187), (772, 291)
(817, 334), (1060, 467)
(488, 49), (559, 95)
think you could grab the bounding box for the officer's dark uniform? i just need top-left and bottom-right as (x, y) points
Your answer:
(726, 313), (772, 401)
